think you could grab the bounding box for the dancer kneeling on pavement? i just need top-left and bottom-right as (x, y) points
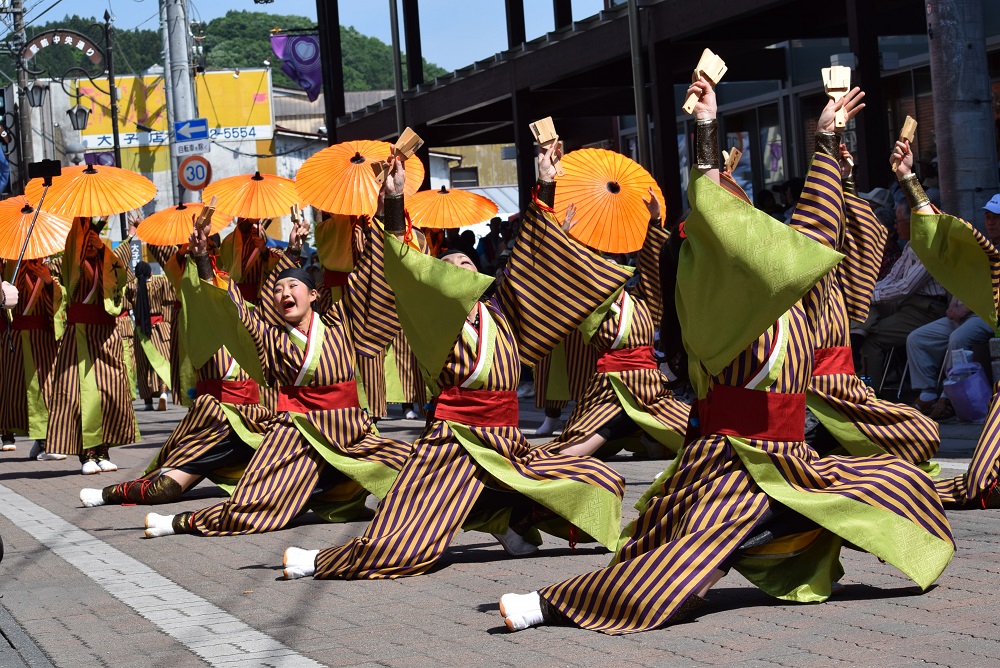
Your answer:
(281, 150), (627, 580)
(544, 184), (687, 461)
(142, 205), (411, 538)
(80, 245), (277, 509)
(498, 75), (954, 635)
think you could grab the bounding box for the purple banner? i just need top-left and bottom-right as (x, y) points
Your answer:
(271, 33), (323, 102)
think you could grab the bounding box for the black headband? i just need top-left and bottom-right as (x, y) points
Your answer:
(275, 266), (316, 291)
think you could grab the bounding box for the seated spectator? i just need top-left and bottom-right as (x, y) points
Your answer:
(782, 177), (805, 224)
(851, 201), (948, 390)
(754, 189), (784, 220)
(906, 297), (993, 420)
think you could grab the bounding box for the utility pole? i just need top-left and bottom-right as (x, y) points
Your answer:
(12, 0), (32, 189)
(927, 0), (999, 224)
(162, 0), (196, 200)
(160, 0), (179, 201)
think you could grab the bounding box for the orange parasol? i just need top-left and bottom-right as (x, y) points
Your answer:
(201, 171), (301, 220)
(0, 196), (73, 260)
(24, 164), (156, 217)
(136, 202), (232, 246)
(405, 186), (498, 229)
(296, 140), (425, 216)
(553, 148), (663, 254)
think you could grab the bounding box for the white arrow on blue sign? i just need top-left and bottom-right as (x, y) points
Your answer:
(174, 118), (209, 141)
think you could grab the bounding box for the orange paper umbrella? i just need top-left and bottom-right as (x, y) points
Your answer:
(405, 186), (498, 229)
(25, 164), (156, 218)
(0, 195), (73, 260)
(136, 202), (232, 246)
(296, 140), (425, 216)
(201, 171), (301, 220)
(553, 148), (663, 254)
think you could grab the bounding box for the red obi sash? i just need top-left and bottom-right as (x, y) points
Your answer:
(67, 303), (116, 327)
(11, 315), (50, 331)
(196, 379), (261, 405)
(811, 346), (854, 377)
(324, 269), (350, 287)
(277, 380), (361, 413)
(596, 345), (658, 373)
(432, 386), (519, 428)
(150, 314), (164, 326)
(690, 384), (806, 442)
(236, 282), (258, 303)
(117, 311), (130, 319)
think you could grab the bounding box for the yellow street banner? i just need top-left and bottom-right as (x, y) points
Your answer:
(76, 69), (273, 151)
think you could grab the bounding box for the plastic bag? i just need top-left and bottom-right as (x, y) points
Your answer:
(942, 362), (992, 422)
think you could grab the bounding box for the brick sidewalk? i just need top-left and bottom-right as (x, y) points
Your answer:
(0, 402), (996, 667)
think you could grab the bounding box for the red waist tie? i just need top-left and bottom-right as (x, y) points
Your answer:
(196, 379), (261, 405)
(118, 311), (130, 319)
(692, 384), (806, 442)
(277, 380), (361, 413)
(67, 303), (116, 327)
(811, 346), (855, 377)
(596, 345), (658, 373)
(432, 386), (519, 428)
(11, 315), (50, 331)
(236, 282), (258, 303)
(324, 269), (350, 287)
(150, 314), (164, 326)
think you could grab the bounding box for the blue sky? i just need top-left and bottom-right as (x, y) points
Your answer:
(67, 0), (607, 72)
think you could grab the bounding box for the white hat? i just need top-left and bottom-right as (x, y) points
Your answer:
(983, 194), (1000, 214)
(859, 187), (892, 211)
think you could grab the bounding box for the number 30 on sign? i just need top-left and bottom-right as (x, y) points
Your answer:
(179, 155), (212, 191)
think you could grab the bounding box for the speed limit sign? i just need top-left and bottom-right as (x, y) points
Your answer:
(178, 155), (212, 191)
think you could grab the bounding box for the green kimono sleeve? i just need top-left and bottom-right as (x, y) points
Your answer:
(178, 260), (267, 385)
(909, 211), (999, 330)
(677, 169), (844, 375)
(384, 232), (494, 378)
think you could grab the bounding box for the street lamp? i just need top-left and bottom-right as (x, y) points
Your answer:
(26, 82), (48, 109)
(66, 103), (91, 131)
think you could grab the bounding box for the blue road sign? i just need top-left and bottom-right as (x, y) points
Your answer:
(174, 118), (209, 142)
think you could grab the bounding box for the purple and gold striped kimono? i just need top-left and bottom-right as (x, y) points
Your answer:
(0, 260), (60, 440)
(311, 199), (627, 579)
(47, 221), (138, 457)
(553, 221), (688, 456)
(795, 160), (939, 465)
(533, 154), (953, 635)
(182, 232), (409, 535)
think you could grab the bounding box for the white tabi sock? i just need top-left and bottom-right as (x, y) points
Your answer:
(499, 592), (544, 631)
(144, 513), (175, 538)
(283, 547), (319, 580)
(80, 488), (105, 507)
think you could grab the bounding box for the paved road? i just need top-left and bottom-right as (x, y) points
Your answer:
(0, 402), (996, 667)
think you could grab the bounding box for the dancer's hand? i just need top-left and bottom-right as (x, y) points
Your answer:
(288, 216), (310, 253)
(383, 155), (406, 197)
(643, 187), (661, 221)
(838, 144), (855, 178)
(892, 140), (914, 178)
(685, 73), (717, 120)
(1, 280), (18, 309)
(562, 202), (577, 233)
(817, 87), (865, 133)
(189, 214), (208, 255)
(538, 140), (562, 182)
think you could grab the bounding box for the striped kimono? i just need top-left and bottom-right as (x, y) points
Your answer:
(553, 223), (688, 456)
(47, 223), (138, 457)
(905, 209), (1000, 507)
(806, 185), (939, 465)
(534, 159), (954, 635)
(534, 329), (597, 412)
(117, 272), (137, 399)
(136, 274), (175, 401)
(181, 232), (410, 535)
(311, 200), (628, 579)
(0, 260), (60, 440)
(116, 248), (277, 500)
